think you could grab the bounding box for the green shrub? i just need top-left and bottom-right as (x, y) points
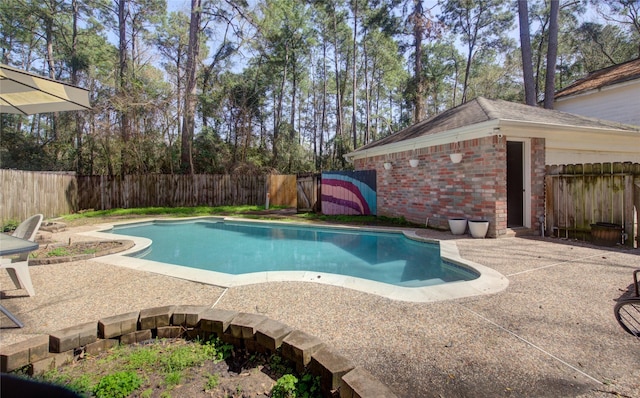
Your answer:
(269, 354), (293, 375)
(45, 247), (71, 257)
(271, 374), (298, 398)
(93, 371), (142, 398)
(204, 373), (220, 390)
(66, 374), (94, 395)
(2, 219), (19, 232)
(295, 373), (321, 398)
(271, 372), (321, 398)
(164, 370), (182, 387)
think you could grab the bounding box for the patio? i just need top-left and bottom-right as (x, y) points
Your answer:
(0, 223), (638, 397)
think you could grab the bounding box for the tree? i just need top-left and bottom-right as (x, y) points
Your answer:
(593, 0), (640, 56)
(256, 0), (313, 167)
(439, 0), (513, 104)
(181, 0), (202, 174)
(573, 22), (638, 70)
(518, 0), (536, 105)
(407, 0), (440, 122)
(543, 0), (558, 109)
(419, 39), (461, 114)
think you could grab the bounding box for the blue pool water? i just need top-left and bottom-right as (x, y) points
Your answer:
(109, 220), (478, 287)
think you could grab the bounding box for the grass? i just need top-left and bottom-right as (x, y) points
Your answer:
(52, 205), (419, 229)
(61, 205), (273, 221)
(2, 205), (418, 232)
(43, 247), (71, 257)
(204, 373), (220, 390)
(39, 337), (233, 397)
(33, 339), (321, 398)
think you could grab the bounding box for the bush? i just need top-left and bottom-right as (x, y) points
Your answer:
(271, 374), (297, 398)
(93, 371), (142, 398)
(2, 219), (19, 233)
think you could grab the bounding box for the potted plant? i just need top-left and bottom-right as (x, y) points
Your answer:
(468, 220), (489, 238)
(448, 218), (467, 235)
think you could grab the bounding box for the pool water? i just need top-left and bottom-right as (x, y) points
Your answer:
(109, 220), (478, 287)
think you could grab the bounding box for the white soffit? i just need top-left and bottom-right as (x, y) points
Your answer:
(347, 118), (639, 160)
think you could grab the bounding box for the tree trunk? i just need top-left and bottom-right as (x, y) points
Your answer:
(363, 31), (370, 144)
(320, 38), (327, 171)
(543, 0), (559, 109)
(332, 6), (343, 161)
(413, 0), (425, 122)
(272, 46), (289, 166)
(290, 54), (297, 140)
(71, 0), (84, 174)
(461, 43), (473, 104)
(44, 2), (59, 144)
(351, 0), (358, 150)
(518, 0), (536, 106)
(180, 0), (202, 174)
(118, 0), (130, 175)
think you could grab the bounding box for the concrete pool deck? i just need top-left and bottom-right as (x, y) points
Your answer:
(1, 221), (639, 397)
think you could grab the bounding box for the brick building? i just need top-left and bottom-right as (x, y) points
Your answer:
(345, 97), (640, 238)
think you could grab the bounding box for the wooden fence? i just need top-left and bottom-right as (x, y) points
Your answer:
(77, 174), (271, 210)
(296, 174), (320, 212)
(266, 174), (297, 209)
(0, 169), (78, 225)
(0, 172), (303, 226)
(545, 162), (639, 247)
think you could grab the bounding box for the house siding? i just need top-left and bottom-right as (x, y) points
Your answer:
(554, 81), (640, 126)
(354, 136), (546, 238)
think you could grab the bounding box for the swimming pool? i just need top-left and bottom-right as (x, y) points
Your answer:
(108, 220), (478, 288)
(83, 217), (508, 302)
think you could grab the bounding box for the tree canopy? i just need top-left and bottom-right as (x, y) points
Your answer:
(1, 0), (637, 175)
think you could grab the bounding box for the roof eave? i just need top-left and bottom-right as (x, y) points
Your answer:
(345, 120), (500, 160)
(346, 118), (639, 161)
(555, 77), (640, 101)
(498, 119), (640, 137)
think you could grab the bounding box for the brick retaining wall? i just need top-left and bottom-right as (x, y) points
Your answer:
(0, 305), (396, 398)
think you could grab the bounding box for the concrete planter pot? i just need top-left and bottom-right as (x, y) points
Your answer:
(448, 218), (467, 235)
(468, 220), (489, 238)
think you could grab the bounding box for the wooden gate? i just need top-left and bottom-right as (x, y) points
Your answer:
(296, 173), (320, 212)
(545, 163), (639, 247)
(267, 175), (297, 208)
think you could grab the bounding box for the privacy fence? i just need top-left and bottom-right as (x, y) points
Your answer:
(545, 162), (640, 248)
(0, 170), (77, 225)
(77, 174), (268, 210)
(0, 171), (300, 225)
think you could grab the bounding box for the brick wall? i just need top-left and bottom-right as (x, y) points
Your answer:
(354, 136), (545, 238)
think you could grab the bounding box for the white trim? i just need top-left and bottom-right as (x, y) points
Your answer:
(346, 120), (500, 160)
(346, 118), (639, 161)
(555, 78), (640, 102)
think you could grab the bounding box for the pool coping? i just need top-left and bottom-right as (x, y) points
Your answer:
(79, 217), (509, 303)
